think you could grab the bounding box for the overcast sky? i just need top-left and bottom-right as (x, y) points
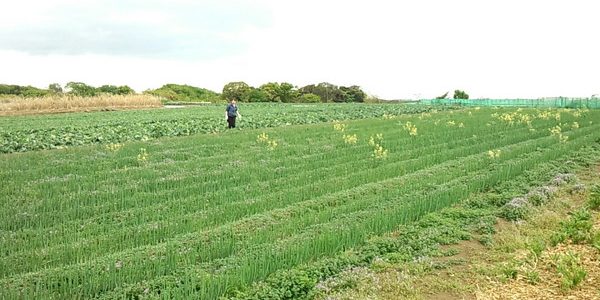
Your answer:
(1, 0), (598, 99)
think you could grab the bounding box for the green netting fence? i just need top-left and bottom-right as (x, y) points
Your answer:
(420, 98), (600, 109)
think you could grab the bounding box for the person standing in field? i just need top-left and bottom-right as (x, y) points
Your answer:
(225, 99), (241, 128)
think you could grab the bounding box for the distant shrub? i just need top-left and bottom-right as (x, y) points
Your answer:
(297, 93), (321, 103)
(148, 84), (220, 102)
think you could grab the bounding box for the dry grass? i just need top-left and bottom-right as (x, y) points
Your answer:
(0, 94), (163, 115)
(476, 243), (600, 300)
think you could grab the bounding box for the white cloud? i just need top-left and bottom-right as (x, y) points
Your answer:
(0, 0), (599, 99)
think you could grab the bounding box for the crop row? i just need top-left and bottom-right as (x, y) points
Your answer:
(0, 103), (445, 153)
(0, 108), (597, 299)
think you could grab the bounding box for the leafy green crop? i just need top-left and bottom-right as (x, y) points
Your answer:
(0, 103), (445, 153)
(0, 107), (598, 299)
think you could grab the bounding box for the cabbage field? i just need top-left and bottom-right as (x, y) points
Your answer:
(1, 105), (599, 299)
(0, 103), (442, 153)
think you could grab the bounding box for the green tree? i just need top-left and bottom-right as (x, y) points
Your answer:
(98, 85), (135, 95)
(116, 86), (135, 95)
(277, 82), (299, 103)
(0, 84), (25, 95)
(340, 85), (366, 102)
(20, 86), (49, 97)
(222, 81), (251, 102)
(0, 84), (49, 97)
(257, 82), (299, 102)
(247, 88), (269, 102)
(66, 82), (97, 97)
(148, 84), (219, 102)
(48, 83), (63, 94)
(299, 82), (345, 102)
(297, 93), (321, 103)
(453, 90), (469, 99)
(259, 82), (281, 102)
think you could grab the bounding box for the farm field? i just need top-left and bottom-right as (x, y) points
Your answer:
(1, 106), (600, 299)
(0, 103), (442, 153)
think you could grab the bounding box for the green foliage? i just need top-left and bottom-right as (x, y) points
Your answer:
(298, 82), (366, 103)
(500, 197), (531, 221)
(553, 252), (587, 291)
(259, 82), (299, 103)
(148, 84), (219, 102)
(259, 82), (279, 102)
(21, 86), (50, 97)
(0, 103), (442, 153)
(226, 150), (600, 299)
(1, 107), (600, 299)
(588, 184), (600, 210)
(48, 83), (63, 94)
(453, 89), (469, 99)
(246, 88), (269, 102)
(297, 93), (321, 103)
(222, 81), (251, 101)
(98, 85), (135, 95)
(526, 270), (541, 284)
(0, 84), (50, 97)
(0, 84), (22, 95)
(551, 209), (594, 245)
(299, 82), (340, 102)
(66, 82), (97, 97)
(478, 234), (493, 246)
(340, 85), (366, 103)
(277, 82), (299, 103)
(528, 238), (547, 258)
(592, 232), (600, 251)
(500, 263), (519, 281)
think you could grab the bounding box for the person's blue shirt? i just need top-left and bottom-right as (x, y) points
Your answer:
(226, 104), (238, 117)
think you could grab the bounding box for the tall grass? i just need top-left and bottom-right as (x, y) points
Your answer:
(0, 94), (162, 115)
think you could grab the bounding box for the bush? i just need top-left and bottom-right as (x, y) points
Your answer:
(149, 84), (219, 102)
(551, 173), (577, 186)
(526, 190), (547, 206)
(500, 197), (531, 221)
(297, 93), (321, 103)
(453, 90), (469, 100)
(537, 185), (558, 199)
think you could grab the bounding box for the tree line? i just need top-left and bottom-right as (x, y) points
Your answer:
(220, 81), (367, 103)
(0, 82), (470, 102)
(0, 82), (135, 97)
(0, 81), (370, 103)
